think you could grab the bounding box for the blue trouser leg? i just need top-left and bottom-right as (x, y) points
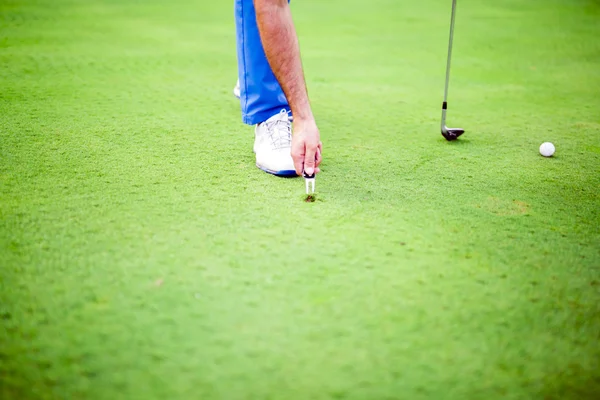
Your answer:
(235, 0), (290, 125)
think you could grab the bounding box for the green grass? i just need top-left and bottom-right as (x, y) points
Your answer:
(1, 0), (599, 398)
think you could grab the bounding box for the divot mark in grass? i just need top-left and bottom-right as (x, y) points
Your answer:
(477, 197), (530, 216)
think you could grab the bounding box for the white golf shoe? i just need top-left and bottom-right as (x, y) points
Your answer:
(233, 79), (240, 99)
(254, 110), (296, 177)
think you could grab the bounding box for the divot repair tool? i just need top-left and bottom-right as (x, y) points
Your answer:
(303, 171), (315, 194)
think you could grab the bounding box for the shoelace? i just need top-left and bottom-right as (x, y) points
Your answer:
(265, 109), (292, 150)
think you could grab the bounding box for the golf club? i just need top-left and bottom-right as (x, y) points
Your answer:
(441, 0), (464, 141)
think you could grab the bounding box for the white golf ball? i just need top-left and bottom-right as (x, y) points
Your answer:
(539, 142), (555, 157)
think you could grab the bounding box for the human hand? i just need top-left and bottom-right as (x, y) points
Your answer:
(291, 118), (322, 176)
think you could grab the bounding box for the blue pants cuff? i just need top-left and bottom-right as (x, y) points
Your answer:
(235, 0), (290, 126)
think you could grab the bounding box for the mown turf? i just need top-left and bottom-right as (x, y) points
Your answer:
(1, 0), (599, 399)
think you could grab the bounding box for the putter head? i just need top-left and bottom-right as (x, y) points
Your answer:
(441, 126), (464, 141)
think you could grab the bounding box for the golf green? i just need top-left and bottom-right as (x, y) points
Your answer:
(1, 0), (599, 398)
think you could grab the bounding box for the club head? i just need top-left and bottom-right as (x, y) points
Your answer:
(441, 126), (464, 141)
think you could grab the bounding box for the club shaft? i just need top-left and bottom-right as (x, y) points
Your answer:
(443, 0), (458, 105)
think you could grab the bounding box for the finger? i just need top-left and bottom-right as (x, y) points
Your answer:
(304, 145), (316, 176)
(315, 146), (322, 166)
(291, 148), (304, 176)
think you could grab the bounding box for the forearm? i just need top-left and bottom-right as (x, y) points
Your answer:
(254, 0), (313, 123)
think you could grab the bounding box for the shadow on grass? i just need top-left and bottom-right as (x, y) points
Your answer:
(440, 137), (473, 146)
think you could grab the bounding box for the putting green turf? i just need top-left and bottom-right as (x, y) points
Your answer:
(1, 0), (600, 398)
